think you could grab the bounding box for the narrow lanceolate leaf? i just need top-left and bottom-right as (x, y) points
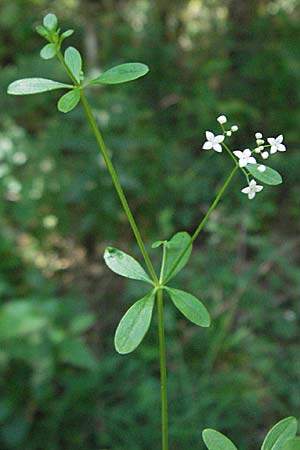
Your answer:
(57, 89), (80, 113)
(103, 247), (152, 284)
(202, 429), (239, 450)
(163, 231), (192, 282)
(7, 78), (72, 95)
(90, 62), (149, 85)
(166, 288), (210, 327)
(64, 46), (82, 83)
(114, 292), (155, 354)
(247, 163), (282, 185)
(261, 417), (298, 450)
(43, 13), (58, 31)
(278, 438), (300, 450)
(40, 43), (56, 60)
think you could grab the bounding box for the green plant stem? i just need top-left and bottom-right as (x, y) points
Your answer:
(164, 165), (239, 283)
(79, 91), (158, 284)
(157, 288), (168, 450)
(222, 142), (249, 182)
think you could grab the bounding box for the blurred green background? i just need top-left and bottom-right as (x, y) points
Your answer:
(1, 0), (300, 449)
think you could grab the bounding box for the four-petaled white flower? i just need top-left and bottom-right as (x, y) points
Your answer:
(267, 135), (286, 154)
(233, 149), (257, 168)
(241, 179), (263, 200)
(202, 131), (225, 153)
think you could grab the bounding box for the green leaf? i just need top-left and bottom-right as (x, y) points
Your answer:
(61, 29), (74, 40)
(163, 231), (192, 281)
(203, 429), (239, 450)
(103, 247), (152, 283)
(40, 43), (56, 60)
(114, 292), (155, 354)
(59, 337), (97, 369)
(57, 89), (80, 113)
(64, 46), (83, 83)
(247, 164), (282, 185)
(166, 288), (210, 327)
(70, 314), (95, 334)
(90, 62), (149, 85)
(262, 417), (298, 450)
(278, 438), (300, 450)
(36, 25), (49, 39)
(7, 78), (72, 95)
(43, 13), (58, 31)
(151, 240), (165, 249)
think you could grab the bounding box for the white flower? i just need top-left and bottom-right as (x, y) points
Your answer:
(202, 131), (225, 153)
(233, 148), (256, 168)
(231, 125), (238, 132)
(256, 139), (265, 145)
(262, 151), (269, 159)
(241, 179), (263, 200)
(267, 134), (286, 154)
(255, 132), (263, 139)
(226, 131), (232, 137)
(258, 164), (266, 172)
(217, 115), (227, 124)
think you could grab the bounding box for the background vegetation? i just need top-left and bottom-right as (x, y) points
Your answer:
(1, 0), (300, 449)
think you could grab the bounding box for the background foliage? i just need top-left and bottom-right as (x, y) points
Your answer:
(1, 0), (300, 449)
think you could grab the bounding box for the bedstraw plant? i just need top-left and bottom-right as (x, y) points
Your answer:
(7, 13), (299, 450)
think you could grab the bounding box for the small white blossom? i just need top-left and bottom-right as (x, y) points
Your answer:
(267, 135), (286, 154)
(262, 151), (269, 159)
(255, 132), (263, 139)
(231, 125), (238, 132)
(256, 139), (265, 145)
(217, 115), (227, 124)
(202, 131), (225, 153)
(258, 164), (266, 172)
(241, 179), (263, 200)
(233, 149), (256, 168)
(254, 146), (264, 153)
(226, 131), (232, 137)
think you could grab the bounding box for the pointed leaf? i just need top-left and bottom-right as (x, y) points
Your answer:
(7, 78), (72, 95)
(103, 247), (152, 284)
(247, 164), (282, 185)
(114, 292), (155, 354)
(43, 13), (58, 31)
(65, 46), (82, 83)
(278, 438), (300, 450)
(57, 89), (80, 113)
(91, 62), (149, 85)
(262, 417), (298, 450)
(40, 43), (56, 60)
(203, 429), (239, 450)
(166, 288), (210, 327)
(163, 231), (192, 281)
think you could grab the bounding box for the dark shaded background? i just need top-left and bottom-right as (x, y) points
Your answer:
(1, 0), (300, 449)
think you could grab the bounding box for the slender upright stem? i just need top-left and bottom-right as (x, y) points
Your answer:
(164, 165), (239, 283)
(80, 91), (159, 284)
(157, 288), (168, 450)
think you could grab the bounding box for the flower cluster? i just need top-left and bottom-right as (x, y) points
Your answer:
(202, 115), (286, 200)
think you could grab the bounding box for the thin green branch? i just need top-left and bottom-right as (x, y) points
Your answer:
(164, 165), (238, 283)
(79, 92), (159, 284)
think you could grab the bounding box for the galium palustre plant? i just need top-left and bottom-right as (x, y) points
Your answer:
(7, 13), (300, 450)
